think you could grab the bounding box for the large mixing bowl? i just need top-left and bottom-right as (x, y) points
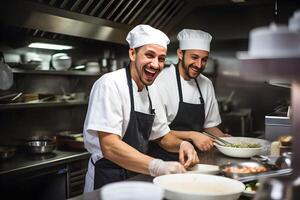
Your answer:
(153, 173), (245, 200)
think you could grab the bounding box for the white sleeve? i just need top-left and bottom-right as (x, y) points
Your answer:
(85, 78), (123, 137)
(203, 80), (222, 128)
(149, 85), (170, 140)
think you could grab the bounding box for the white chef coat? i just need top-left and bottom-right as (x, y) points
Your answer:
(83, 68), (170, 192)
(150, 64), (221, 129)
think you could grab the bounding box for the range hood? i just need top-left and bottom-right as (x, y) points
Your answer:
(0, 0), (189, 45)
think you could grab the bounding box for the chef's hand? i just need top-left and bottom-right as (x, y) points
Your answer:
(149, 159), (186, 177)
(179, 141), (200, 168)
(222, 133), (231, 137)
(191, 133), (214, 151)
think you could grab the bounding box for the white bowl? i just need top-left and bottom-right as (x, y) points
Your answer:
(153, 174), (245, 200)
(52, 53), (72, 71)
(185, 164), (219, 175)
(214, 137), (269, 158)
(101, 181), (164, 200)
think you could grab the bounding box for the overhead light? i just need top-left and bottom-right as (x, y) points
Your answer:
(28, 42), (73, 50)
(231, 0), (246, 3)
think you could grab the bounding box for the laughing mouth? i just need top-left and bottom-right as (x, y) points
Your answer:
(190, 67), (200, 73)
(144, 68), (157, 79)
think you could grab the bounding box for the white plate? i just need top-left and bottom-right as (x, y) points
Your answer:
(186, 164), (219, 175)
(153, 174), (245, 200)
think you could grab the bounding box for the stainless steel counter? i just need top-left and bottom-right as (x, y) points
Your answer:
(0, 149), (90, 176)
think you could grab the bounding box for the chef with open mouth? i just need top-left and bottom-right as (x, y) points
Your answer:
(83, 24), (199, 192)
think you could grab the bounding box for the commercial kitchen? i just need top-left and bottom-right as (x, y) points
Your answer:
(0, 0), (299, 199)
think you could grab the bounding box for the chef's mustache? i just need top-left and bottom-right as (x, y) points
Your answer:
(189, 64), (205, 74)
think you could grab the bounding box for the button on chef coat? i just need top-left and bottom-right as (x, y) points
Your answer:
(149, 64), (221, 128)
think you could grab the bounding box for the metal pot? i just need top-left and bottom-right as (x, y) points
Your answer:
(26, 135), (56, 154)
(27, 140), (56, 154)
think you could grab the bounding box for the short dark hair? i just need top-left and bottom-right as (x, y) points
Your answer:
(134, 47), (141, 53)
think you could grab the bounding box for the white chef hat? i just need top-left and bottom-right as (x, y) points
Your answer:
(177, 29), (212, 51)
(126, 24), (170, 49)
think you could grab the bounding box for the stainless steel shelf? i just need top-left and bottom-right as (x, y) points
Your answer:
(12, 69), (102, 77)
(238, 56), (300, 82)
(0, 101), (88, 110)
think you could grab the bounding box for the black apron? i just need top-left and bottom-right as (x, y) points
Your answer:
(92, 66), (155, 189)
(148, 64), (205, 161)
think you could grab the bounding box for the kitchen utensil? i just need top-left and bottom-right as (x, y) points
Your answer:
(238, 168), (292, 183)
(214, 137), (267, 158)
(26, 135), (56, 154)
(0, 146), (16, 159)
(0, 92), (22, 104)
(275, 152), (292, 169)
(27, 140), (56, 154)
(220, 161), (270, 180)
(185, 164), (219, 175)
(0, 52), (13, 90)
(153, 173), (245, 200)
(251, 154), (270, 164)
(51, 53), (72, 71)
(101, 181), (163, 200)
(202, 131), (233, 146)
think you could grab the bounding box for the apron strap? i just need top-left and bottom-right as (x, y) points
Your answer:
(175, 64), (183, 102)
(175, 64), (204, 104)
(125, 66), (135, 112)
(126, 66), (155, 114)
(146, 86), (155, 114)
(194, 79), (205, 105)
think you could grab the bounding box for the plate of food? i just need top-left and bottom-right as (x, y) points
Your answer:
(186, 164), (219, 175)
(219, 161), (269, 180)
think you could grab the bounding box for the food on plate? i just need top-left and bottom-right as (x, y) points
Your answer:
(75, 136), (84, 142)
(245, 181), (260, 192)
(225, 143), (261, 148)
(222, 165), (267, 174)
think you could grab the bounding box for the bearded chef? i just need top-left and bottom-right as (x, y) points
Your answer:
(148, 29), (230, 161)
(83, 25), (199, 192)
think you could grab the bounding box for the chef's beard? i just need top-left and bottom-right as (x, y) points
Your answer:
(181, 54), (205, 80)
